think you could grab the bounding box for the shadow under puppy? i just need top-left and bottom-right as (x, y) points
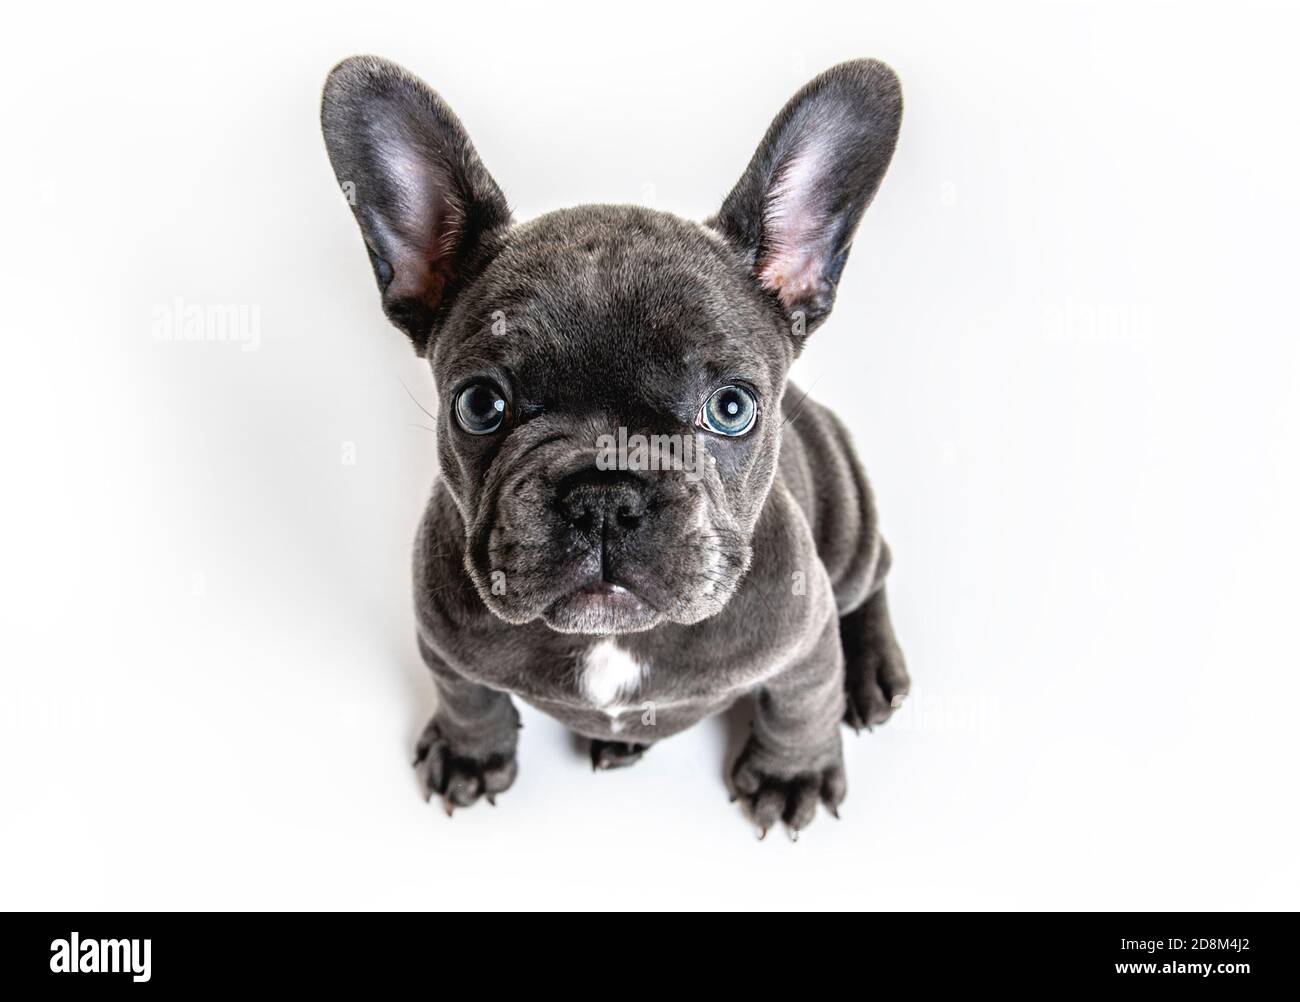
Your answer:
(321, 56), (910, 837)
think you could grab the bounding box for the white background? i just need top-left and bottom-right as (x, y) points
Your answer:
(2, 0), (1298, 910)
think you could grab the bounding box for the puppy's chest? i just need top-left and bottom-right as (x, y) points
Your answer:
(455, 624), (767, 731)
(470, 632), (713, 713)
(562, 639), (720, 737)
(563, 635), (765, 730)
(577, 639), (649, 708)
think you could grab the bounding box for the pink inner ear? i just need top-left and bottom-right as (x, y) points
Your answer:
(757, 134), (835, 309)
(376, 131), (463, 303)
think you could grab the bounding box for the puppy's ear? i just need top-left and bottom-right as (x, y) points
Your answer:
(321, 56), (510, 354)
(710, 60), (902, 335)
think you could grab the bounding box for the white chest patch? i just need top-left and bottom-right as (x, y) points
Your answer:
(580, 640), (646, 709)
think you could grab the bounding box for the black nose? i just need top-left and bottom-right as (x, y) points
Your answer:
(556, 470), (646, 536)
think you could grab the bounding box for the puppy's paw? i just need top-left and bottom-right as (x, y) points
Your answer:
(730, 735), (846, 839)
(844, 640), (910, 732)
(414, 717), (518, 814)
(590, 739), (649, 771)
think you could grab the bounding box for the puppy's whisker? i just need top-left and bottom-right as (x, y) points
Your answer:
(781, 375), (824, 429)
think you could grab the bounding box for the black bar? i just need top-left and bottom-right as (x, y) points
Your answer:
(0, 911), (1287, 990)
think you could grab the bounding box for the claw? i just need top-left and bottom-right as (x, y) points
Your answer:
(891, 693), (906, 709)
(485, 794), (496, 807)
(827, 804), (841, 820)
(757, 827), (768, 841)
(789, 828), (800, 843)
(441, 797), (456, 818)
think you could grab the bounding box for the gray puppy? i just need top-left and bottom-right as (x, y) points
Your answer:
(321, 55), (910, 836)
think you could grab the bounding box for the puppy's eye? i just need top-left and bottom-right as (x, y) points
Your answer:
(698, 385), (757, 437)
(454, 381), (509, 435)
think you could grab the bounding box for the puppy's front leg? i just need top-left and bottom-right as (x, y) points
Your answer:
(413, 636), (520, 813)
(731, 614), (847, 838)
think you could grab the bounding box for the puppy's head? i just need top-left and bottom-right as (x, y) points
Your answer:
(322, 56), (901, 634)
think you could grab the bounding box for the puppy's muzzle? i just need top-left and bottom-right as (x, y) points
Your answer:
(555, 469), (647, 546)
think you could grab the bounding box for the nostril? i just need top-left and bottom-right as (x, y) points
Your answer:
(560, 496), (595, 532)
(555, 471), (648, 535)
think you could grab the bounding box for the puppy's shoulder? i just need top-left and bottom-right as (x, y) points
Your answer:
(413, 481), (486, 638)
(742, 476), (837, 622)
(776, 386), (882, 612)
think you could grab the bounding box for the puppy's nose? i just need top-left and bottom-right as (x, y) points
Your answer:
(557, 471), (646, 536)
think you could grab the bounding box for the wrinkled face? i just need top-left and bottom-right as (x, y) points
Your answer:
(322, 56), (902, 634)
(432, 208), (793, 633)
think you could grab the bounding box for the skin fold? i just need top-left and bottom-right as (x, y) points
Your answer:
(322, 55), (911, 835)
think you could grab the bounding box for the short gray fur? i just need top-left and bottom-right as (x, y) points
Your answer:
(322, 55), (911, 836)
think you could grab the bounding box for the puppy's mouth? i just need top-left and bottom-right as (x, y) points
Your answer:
(542, 579), (662, 635)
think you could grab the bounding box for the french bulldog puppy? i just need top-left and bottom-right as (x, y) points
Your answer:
(321, 55), (910, 836)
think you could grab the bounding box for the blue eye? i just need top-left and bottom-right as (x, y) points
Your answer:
(454, 381), (509, 435)
(698, 385), (757, 436)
